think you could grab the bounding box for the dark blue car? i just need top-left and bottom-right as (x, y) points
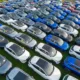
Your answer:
(42, 19), (58, 29)
(45, 34), (69, 50)
(27, 13), (43, 22)
(63, 56), (80, 75)
(66, 15), (80, 25)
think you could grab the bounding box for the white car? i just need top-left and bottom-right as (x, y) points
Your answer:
(6, 67), (35, 80)
(63, 74), (78, 80)
(58, 24), (78, 37)
(35, 43), (63, 64)
(10, 20), (28, 32)
(27, 26), (46, 40)
(28, 56), (61, 80)
(15, 33), (37, 48)
(0, 14), (16, 24)
(69, 45), (80, 59)
(4, 42), (30, 63)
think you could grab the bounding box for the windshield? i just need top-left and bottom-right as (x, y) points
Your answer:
(0, 55), (6, 67)
(42, 44), (57, 57)
(36, 58), (54, 76)
(10, 44), (25, 56)
(20, 34), (32, 43)
(51, 36), (64, 46)
(3, 26), (14, 34)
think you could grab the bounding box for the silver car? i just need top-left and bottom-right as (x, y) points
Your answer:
(27, 26), (46, 40)
(15, 33), (37, 48)
(0, 25), (18, 38)
(6, 67), (35, 80)
(0, 55), (12, 74)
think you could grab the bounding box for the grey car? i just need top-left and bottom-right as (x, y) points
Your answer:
(0, 35), (9, 48)
(7, 12), (21, 20)
(0, 25), (18, 38)
(15, 33), (37, 48)
(20, 17), (35, 26)
(33, 22), (51, 33)
(51, 29), (73, 42)
(0, 55), (12, 74)
(62, 20), (80, 29)
(27, 26), (46, 40)
(6, 67), (35, 80)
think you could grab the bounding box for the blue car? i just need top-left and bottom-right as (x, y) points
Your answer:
(53, 8), (67, 16)
(4, 6), (15, 12)
(42, 19), (58, 29)
(45, 34), (69, 50)
(63, 56), (80, 75)
(66, 15), (80, 25)
(57, 7), (71, 14)
(27, 13), (43, 22)
(69, 13), (80, 20)
(51, 11), (64, 20)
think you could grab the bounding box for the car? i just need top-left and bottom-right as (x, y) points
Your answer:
(33, 22), (51, 33)
(27, 13), (42, 22)
(0, 35), (9, 48)
(53, 9), (67, 16)
(63, 56), (80, 75)
(69, 45), (80, 59)
(0, 25), (18, 38)
(58, 7), (71, 14)
(69, 12), (80, 20)
(0, 55), (12, 74)
(10, 20), (28, 32)
(66, 15), (80, 25)
(42, 18), (58, 29)
(4, 6), (15, 12)
(6, 67), (35, 80)
(62, 20), (80, 29)
(0, 14), (16, 24)
(51, 29), (73, 42)
(58, 24), (78, 37)
(20, 17), (35, 26)
(4, 42), (30, 63)
(15, 33), (37, 48)
(28, 56), (61, 80)
(51, 11), (64, 20)
(0, 8), (8, 15)
(63, 74), (78, 80)
(45, 34), (69, 50)
(27, 26), (46, 40)
(47, 15), (61, 23)
(15, 9), (27, 17)
(7, 12), (21, 20)
(75, 37), (80, 45)
(35, 43), (63, 64)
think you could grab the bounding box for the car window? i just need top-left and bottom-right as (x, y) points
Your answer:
(7, 48), (15, 55)
(39, 49), (45, 53)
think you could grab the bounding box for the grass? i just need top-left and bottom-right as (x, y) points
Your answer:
(0, 21), (80, 80)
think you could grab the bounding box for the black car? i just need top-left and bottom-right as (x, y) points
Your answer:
(51, 29), (73, 42)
